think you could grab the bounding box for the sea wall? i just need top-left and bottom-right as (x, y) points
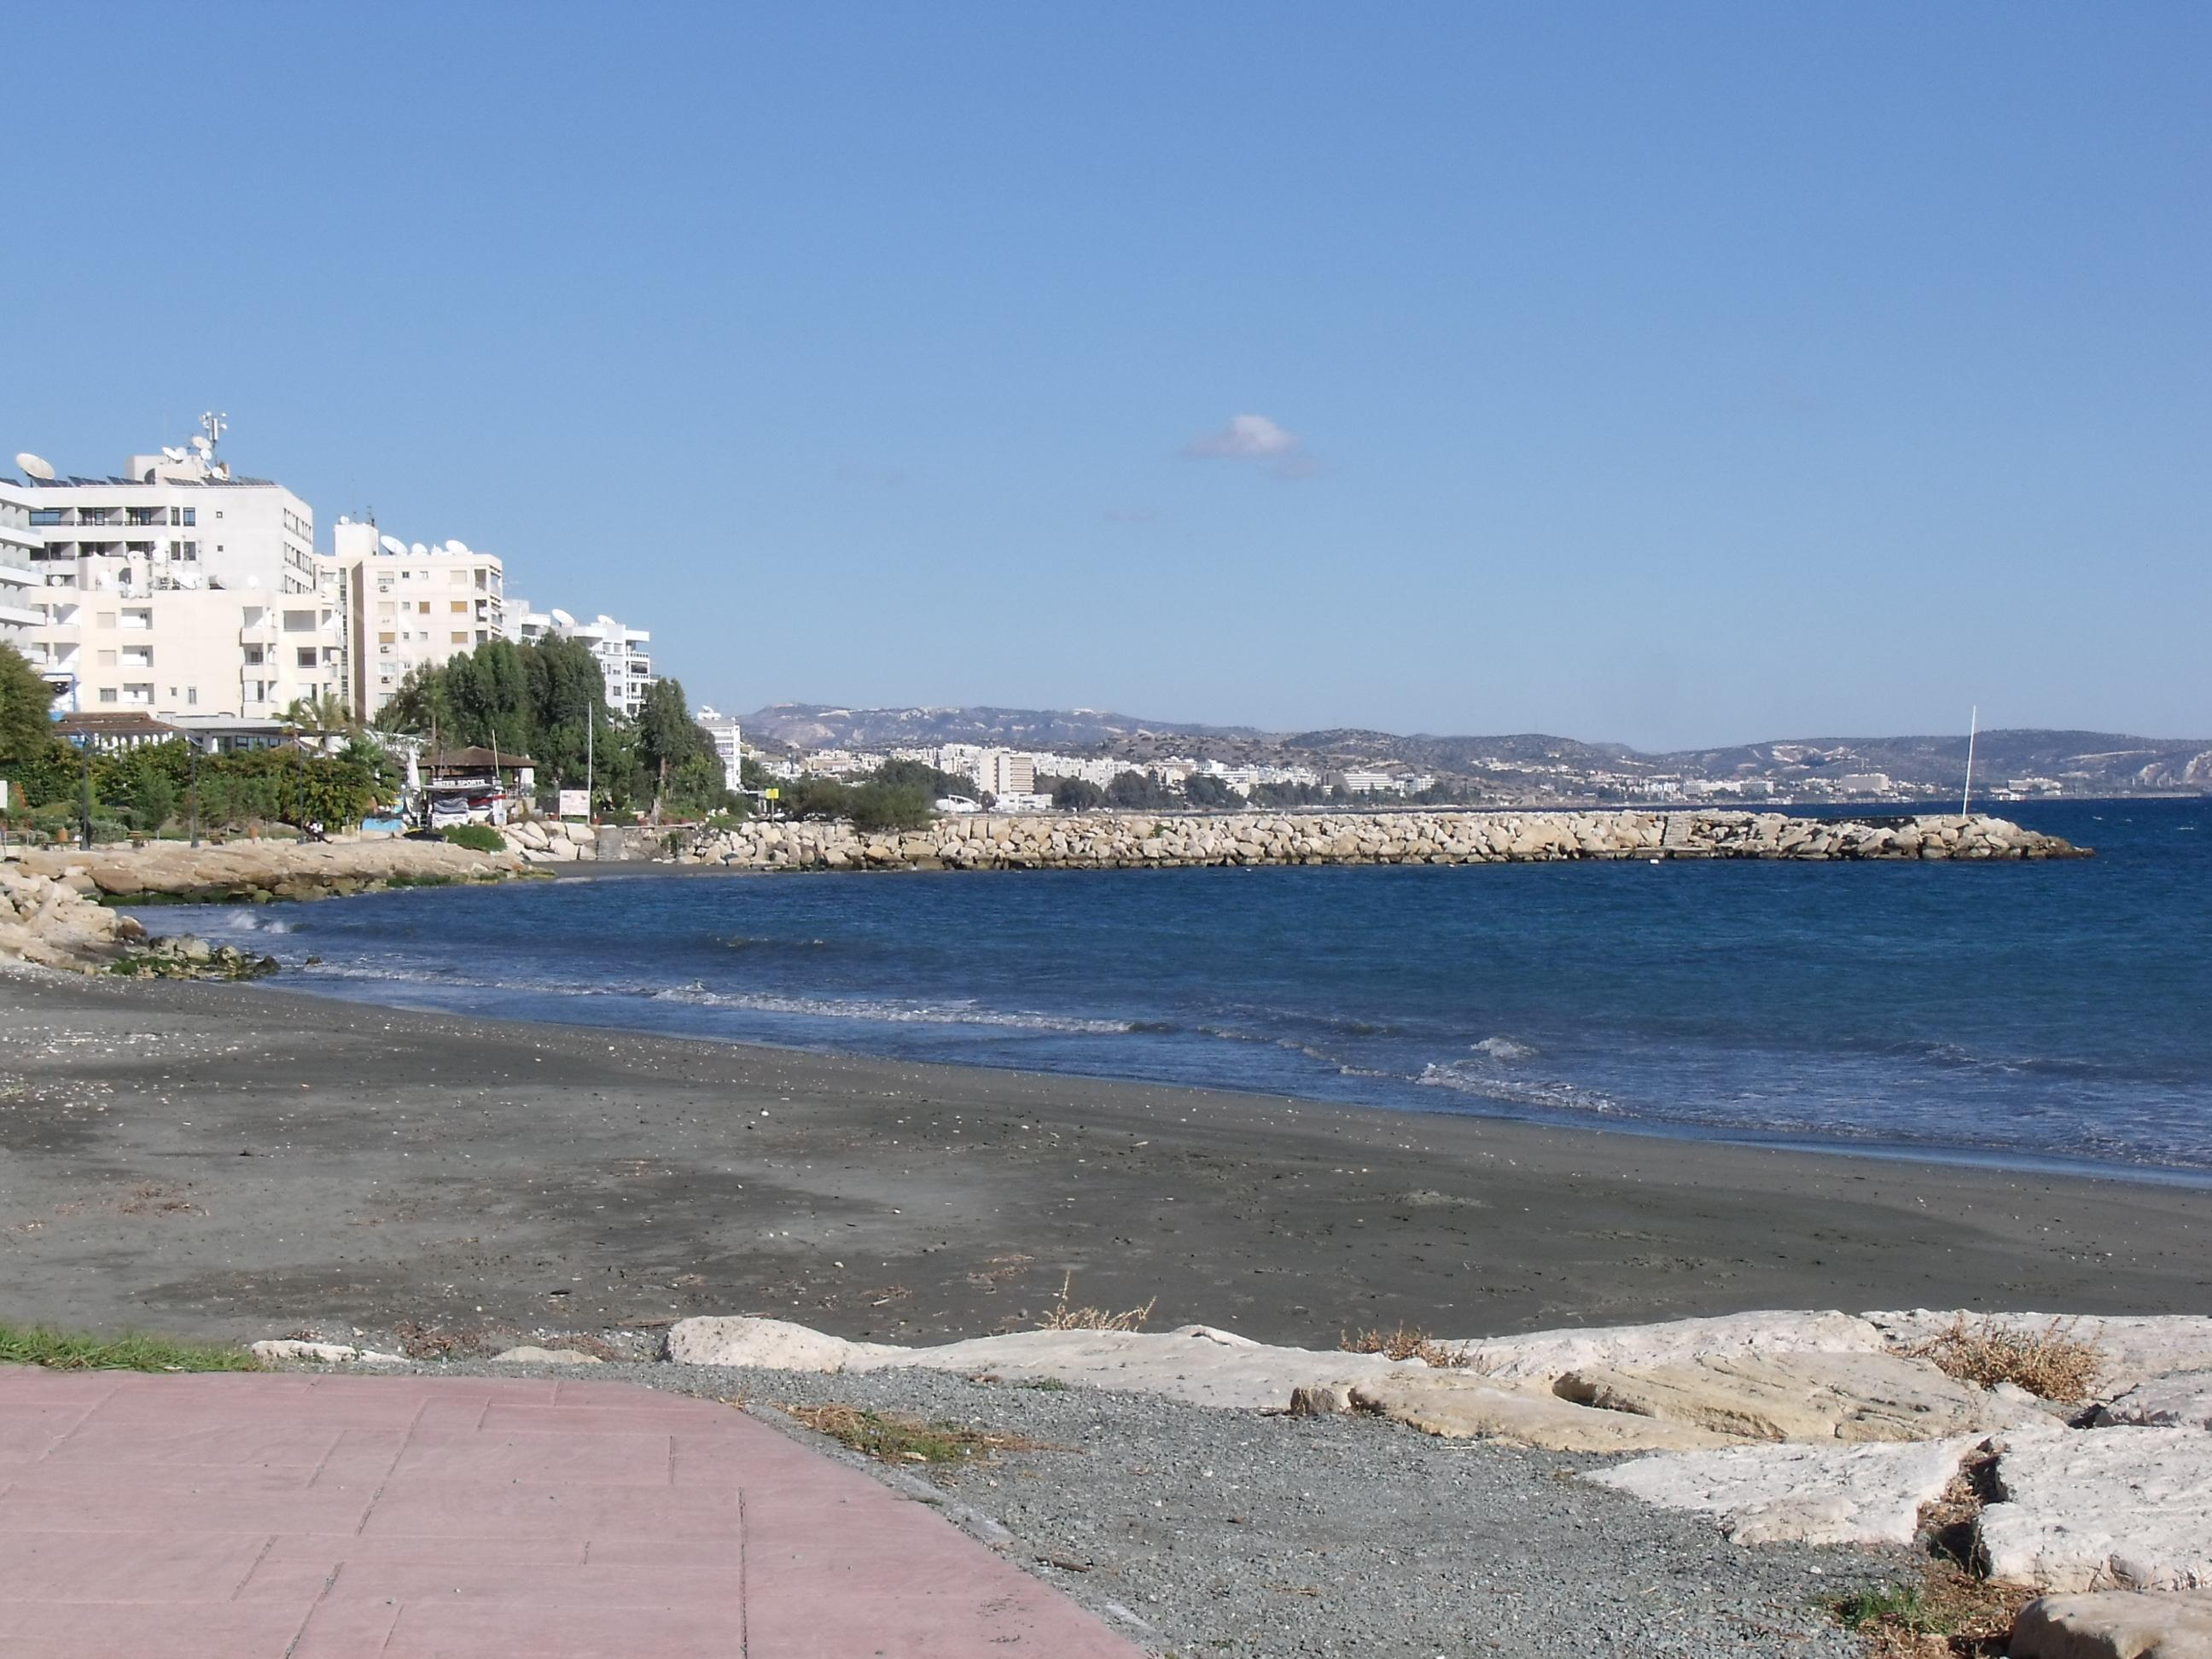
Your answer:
(622, 808), (2085, 873)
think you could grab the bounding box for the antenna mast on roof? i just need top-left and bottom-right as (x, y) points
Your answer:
(199, 411), (227, 463)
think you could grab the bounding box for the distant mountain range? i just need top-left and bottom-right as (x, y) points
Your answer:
(742, 704), (2212, 798)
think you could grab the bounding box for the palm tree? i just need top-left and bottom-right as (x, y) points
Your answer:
(281, 691), (357, 754)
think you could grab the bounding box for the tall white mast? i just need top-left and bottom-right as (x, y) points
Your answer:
(1961, 706), (1978, 817)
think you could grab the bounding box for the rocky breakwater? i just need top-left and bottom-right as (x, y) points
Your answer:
(0, 836), (527, 974)
(14, 835), (528, 907)
(644, 807), (2085, 873)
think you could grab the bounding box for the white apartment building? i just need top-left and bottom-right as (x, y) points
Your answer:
(11, 429), (344, 719)
(0, 482), (38, 644)
(332, 519), (504, 719)
(696, 705), (743, 791)
(504, 601), (655, 718)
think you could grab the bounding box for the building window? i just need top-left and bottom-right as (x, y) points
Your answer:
(97, 649), (117, 667)
(99, 687), (118, 704)
(296, 648), (317, 669)
(450, 600), (467, 614)
(450, 631), (467, 644)
(282, 610), (316, 632)
(187, 688), (198, 706)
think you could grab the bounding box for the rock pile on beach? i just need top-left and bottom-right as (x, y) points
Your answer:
(638, 807), (2083, 873)
(0, 861), (143, 970)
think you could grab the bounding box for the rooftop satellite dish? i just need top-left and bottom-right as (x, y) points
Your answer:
(190, 434), (212, 453)
(378, 534), (406, 556)
(409, 542), (428, 556)
(15, 452), (55, 480)
(162, 446), (188, 462)
(444, 538), (467, 554)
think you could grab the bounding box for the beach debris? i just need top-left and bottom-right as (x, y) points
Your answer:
(2008, 1588), (2212, 1659)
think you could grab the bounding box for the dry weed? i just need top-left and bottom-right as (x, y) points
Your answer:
(1034, 1273), (1156, 1332)
(1904, 1315), (2104, 1404)
(1339, 1325), (1470, 1370)
(1827, 1562), (2031, 1657)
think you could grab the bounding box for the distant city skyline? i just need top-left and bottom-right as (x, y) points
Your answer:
(3, 4), (2205, 751)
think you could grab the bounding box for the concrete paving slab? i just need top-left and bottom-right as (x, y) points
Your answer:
(0, 1365), (1140, 1657)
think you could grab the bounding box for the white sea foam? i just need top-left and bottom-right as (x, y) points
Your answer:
(649, 983), (1132, 1035)
(1416, 1059), (1620, 1115)
(1471, 1036), (1539, 1061)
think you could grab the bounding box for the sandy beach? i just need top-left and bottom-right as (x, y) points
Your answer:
(2, 968), (2203, 1350)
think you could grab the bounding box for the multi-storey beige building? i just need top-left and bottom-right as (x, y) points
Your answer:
(10, 428), (344, 720)
(332, 518), (504, 719)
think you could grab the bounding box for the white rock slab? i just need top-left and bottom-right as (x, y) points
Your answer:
(250, 1340), (407, 1366)
(1982, 1428), (2212, 1592)
(490, 1346), (602, 1365)
(1866, 1312), (2212, 1393)
(1448, 1310), (1886, 1384)
(2009, 1589), (2212, 1659)
(664, 1316), (1410, 1409)
(2095, 1372), (2212, 1431)
(1348, 1374), (1730, 1453)
(1590, 1435), (1983, 1546)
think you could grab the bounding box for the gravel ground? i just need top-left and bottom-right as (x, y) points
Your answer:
(386, 1357), (1903, 1657)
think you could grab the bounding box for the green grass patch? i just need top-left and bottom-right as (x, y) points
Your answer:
(439, 824), (507, 853)
(0, 1321), (261, 1373)
(386, 872), (457, 888)
(779, 1403), (1057, 1466)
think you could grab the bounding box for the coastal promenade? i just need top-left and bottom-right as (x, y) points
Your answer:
(0, 1365), (1137, 1658)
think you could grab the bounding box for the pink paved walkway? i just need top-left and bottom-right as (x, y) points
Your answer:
(0, 1365), (1143, 1658)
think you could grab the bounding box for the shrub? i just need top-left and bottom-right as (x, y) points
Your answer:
(1903, 1315), (2104, 1403)
(439, 824), (506, 853)
(1034, 1273), (1155, 1332)
(1339, 1325), (1470, 1369)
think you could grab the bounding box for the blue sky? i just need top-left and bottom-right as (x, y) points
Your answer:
(5, 4), (2204, 749)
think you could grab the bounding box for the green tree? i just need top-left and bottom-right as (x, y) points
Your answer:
(1042, 775), (1104, 811)
(1105, 769), (1171, 810)
(1185, 773), (1241, 809)
(0, 642), (57, 763)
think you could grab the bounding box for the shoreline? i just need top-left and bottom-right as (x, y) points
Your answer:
(276, 957), (2212, 1193)
(3, 968), (2206, 1351)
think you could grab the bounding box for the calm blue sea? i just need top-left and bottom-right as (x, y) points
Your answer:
(164, 800), (2212, 1181)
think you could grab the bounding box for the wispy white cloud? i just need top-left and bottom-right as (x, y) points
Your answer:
(1183, 413), (1318, 480)
(1185, 413), (1299, 459)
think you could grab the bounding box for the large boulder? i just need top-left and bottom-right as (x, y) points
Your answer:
(2095, 1372), (2212, 1431)
(1981, 1428), (2212, 1591)
(2010, 1590), (2212, 1659)
(1552, 1349), (2042, 1443)
(1347, 1373), (1730, 1453)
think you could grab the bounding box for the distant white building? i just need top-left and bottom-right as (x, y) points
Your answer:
(505, 601), (655, 719)
(333, 518), (504, 720)
(696, 705), (743, 791)
(10, 424), (341, 719)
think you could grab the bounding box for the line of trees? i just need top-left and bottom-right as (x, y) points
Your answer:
(0, 642), (389, 839)
(380, 637), (732, 820)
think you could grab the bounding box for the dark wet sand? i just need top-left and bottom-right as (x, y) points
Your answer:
(1, 969), (2204, 1349)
